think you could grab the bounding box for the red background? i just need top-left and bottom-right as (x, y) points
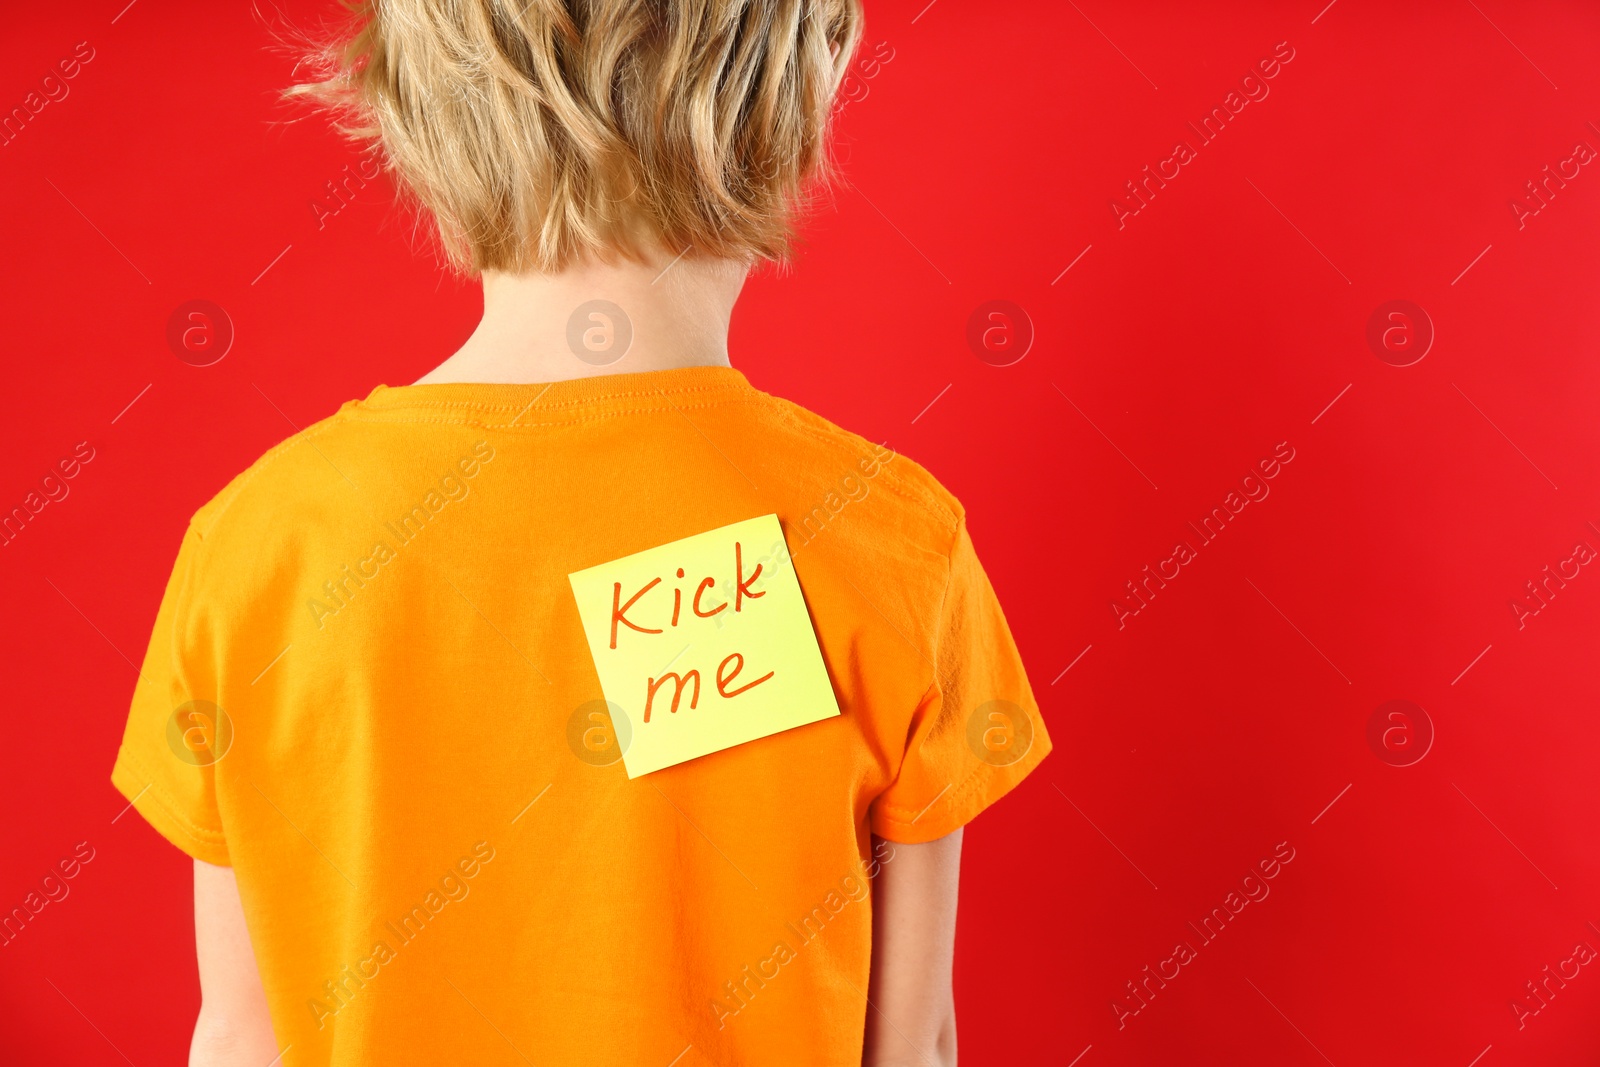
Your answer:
(4, 1), (1599, 1063)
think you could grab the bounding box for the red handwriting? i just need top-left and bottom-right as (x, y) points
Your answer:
(716, 653), (773, 699)
(644, 653), (774, 722)
(693, 577), (724, 618)
(645, 670), (700, 721)
(735, 542), (765, 611)
(611, 541), (764, 648)
(611, 541), (776, 723)
(611, 578), (663, 648)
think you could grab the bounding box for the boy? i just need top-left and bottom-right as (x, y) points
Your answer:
(111, 2), (1050, 1064)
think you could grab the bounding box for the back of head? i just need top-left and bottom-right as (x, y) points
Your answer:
(289, 0), (864, 275)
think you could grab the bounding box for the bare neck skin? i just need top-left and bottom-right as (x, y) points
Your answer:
(416, 248), (751, 385)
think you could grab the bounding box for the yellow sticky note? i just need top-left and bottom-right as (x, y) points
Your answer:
(568, 514), (839, 778)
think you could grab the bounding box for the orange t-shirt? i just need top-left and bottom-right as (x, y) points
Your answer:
(111, 365), (1050, 1066)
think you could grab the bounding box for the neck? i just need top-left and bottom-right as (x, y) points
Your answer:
(417, 249), (751, 385)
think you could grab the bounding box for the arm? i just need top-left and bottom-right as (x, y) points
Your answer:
(191, 860), (278, 1066)
(863, 828), (962, 1067)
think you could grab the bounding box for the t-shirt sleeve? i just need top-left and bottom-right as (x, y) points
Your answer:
(110, 519), (231, 866)
(869, 513), (1052, 844)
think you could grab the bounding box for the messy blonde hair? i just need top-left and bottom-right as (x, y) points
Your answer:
(287, 0), (863, 275)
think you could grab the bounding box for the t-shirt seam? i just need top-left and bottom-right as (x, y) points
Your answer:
(115, 746), (227, 843)
(339, 394), (752, 430)
(878, 675), (942, 801)
(873, 757), (995, 825)
(361, 379), (749, 414)
(872, 510), (965, 821)
(165, 522), (205, 741)
(925, 510), (962, 699)
(874, 721), (1049, 828)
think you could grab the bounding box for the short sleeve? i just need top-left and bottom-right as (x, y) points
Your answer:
(110, 520), (230, 866)
(869, 514), (1052, 843)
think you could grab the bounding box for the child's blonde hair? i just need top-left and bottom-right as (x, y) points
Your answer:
(288, 0), (863, 275)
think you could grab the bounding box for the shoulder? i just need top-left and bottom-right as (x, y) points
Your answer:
(742, 388), (965, 553)
(185, 401), (364, 555)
